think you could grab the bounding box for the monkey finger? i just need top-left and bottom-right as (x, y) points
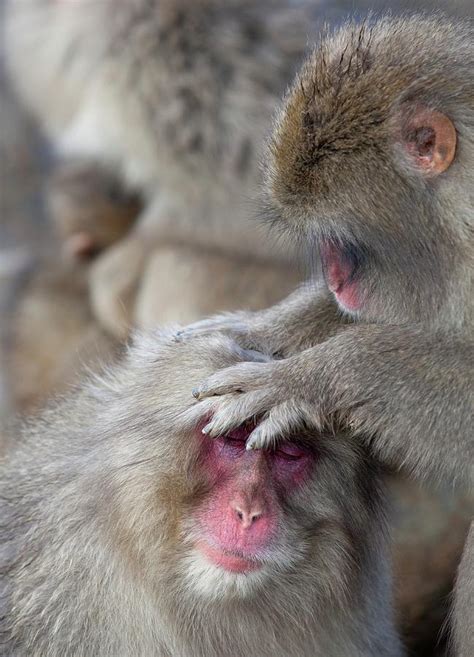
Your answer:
(174, 315), (249, 343)
(177, 398), (218, 431)
(246, 400), (322, 451)
(193, 361), (276, 400)
(201, 390), (272, 438)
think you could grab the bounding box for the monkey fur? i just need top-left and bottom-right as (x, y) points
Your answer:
(4, 0), (313, 338)
(183, 16), (474, 654)
(2, 5), (472, 654)
(0, 331), (403, 657)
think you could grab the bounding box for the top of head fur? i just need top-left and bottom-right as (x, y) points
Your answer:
(266, 14), (474, 222)
(263, 14), (473, 327)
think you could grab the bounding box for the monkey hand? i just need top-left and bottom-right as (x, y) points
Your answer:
(195, 325), (474, 486)
(193, 326), (395, 451)
(175, 310), (269, 352)
(193, 352), (325, 450)
(89, 235), (146, 340)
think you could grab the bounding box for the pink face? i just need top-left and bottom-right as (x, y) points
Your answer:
(193, 426), (315, 575)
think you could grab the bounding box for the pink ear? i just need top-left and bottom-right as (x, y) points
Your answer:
(399, 105), (457, 177)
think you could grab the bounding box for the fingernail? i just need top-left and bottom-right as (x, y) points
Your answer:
(202, 424), (212, 435)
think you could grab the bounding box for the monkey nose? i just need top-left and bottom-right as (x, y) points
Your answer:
(231, 499), (263, 529)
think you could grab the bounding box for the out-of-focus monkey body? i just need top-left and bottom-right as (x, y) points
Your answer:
(4, 0), (312, 338)
(0, 333), (403, 657)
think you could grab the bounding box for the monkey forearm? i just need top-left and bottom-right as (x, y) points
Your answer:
(179, 282), (351, 356)
(313, 326), (474, 486)
(196, 324), (473, 487)
(255, 283), (351, 356)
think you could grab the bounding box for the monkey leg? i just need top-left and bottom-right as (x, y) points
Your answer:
(89, 234), (150, 341)
(134, 245), (303, 330)
(7, 263), (119, 415)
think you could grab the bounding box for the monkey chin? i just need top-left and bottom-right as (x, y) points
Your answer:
(183, 547), (269, 600)
(196, 540), (262, 574)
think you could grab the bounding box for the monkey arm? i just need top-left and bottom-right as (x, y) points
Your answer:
(194, 324), (474, 488)
(177, 282), (352, 357)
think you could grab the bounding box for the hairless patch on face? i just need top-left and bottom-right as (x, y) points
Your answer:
(193, 426), (316, 572)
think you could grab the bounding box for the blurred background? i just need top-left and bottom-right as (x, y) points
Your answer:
(0, 2), (473, 655)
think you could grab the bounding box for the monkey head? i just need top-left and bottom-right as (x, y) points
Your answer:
(103, 334), (385, 608)
(47, 162), (141, 262)
(265, 16), (473, 325)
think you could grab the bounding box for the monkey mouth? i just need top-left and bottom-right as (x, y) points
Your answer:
(320, 240), (363, 312)
(196, 540), (263, 574)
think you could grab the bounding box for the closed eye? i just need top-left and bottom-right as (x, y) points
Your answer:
(275, 444), (309, 461)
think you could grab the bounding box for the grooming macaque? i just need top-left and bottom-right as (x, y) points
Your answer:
(0, 332), (403, 657)
(182, 16), (474, 654)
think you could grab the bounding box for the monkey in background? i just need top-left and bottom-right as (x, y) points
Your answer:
(0, 331), (404, 657)
(48, 161), (141, 262)
(0, 158), (128, 417)
(4, 0), (311, 339)
(2, 163), (138, 415)
(181, 15), (474, 654)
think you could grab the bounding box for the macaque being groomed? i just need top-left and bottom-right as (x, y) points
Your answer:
(181, 15), (474, 654)
(0, 332), (403, 657)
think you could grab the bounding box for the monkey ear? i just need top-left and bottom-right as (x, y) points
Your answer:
(397, 105), (457, 177)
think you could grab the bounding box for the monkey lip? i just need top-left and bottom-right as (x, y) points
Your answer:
(320, 240), (362, 312)
(196, 541), (262, 574)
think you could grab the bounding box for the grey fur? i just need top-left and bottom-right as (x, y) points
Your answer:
(6, 1), (470, 339)
(0, 331), (403, 656)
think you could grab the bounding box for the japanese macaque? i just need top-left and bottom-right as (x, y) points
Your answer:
(180, 15), (474, 654)
(4, 0), (312, 339)
(0, 332), (404, 657)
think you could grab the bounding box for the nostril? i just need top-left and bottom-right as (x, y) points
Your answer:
(233, 504), (262, 528)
